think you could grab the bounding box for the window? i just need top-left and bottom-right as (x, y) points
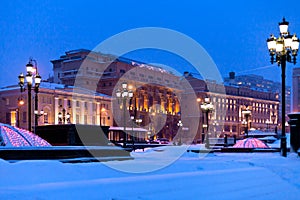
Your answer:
(67, 100), (71, 108)
(6, 112), (10, 124)
(44, 114), (48, 124)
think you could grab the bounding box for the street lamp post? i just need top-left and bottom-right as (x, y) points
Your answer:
(241, 107), (251, 138)
(130, 116), (135, 151)
(58, 107), (71, 124)
(267, 18), (299, 157)
(116, 82), (133, 147)
(266, 119), (271, 131)
(18, 58), (41, 132)
(200, 97), (214, 148)
(34, 109), (45, 134)
(177, 120), (183, 145)
(100, 107), (106, 126)
(271, 113), (277, 134)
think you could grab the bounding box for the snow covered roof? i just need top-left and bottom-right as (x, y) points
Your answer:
(0, 82), (111, 98)
(109, 126), (148, 132)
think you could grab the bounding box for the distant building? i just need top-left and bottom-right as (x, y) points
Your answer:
(292, 68), (300, 112)
(224, 72), (290, 125)
(185, 73), (279, 138)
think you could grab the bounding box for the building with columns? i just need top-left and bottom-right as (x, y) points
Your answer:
(224, 72), (290, 125)
(0, 82), (112, 130)
(185, 73), (280, 139)
(292, 67), (300, 112)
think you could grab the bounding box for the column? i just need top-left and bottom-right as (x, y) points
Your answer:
(80, 101), (85, 124)
(96, 102), (100, 125)
(72, 99), (76, 124)
(54, 97), (59, 124)
(88, 102), (93, 124)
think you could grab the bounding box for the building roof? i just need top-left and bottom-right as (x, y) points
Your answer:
(0, 82), (111, 98)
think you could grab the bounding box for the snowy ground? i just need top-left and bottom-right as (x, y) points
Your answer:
(0, 145), (300, 200)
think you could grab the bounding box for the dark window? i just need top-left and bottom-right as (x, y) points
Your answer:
(67, 100), (71, 108)
(6, 112), (10, 124)
(44, 114), (48, 124)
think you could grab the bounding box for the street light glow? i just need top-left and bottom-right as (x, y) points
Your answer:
(267, 18), (299, 157)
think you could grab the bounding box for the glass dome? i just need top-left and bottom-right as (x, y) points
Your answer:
(233, 138), (269, 148)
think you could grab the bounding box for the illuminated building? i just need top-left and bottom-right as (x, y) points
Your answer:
(292, 67), (300, 112)
(0, 82), (112, 130)
(50, 49), (280, 139)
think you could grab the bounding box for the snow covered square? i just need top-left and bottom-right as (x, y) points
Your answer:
(0, 145), (300, 200)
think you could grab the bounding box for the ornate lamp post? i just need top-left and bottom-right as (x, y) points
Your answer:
(266, 119), (271, 131)
(271, 113), (277, 134)
(100, 107), (106, 126)
(18, 58), (41, 132)
(58, 107), (71, 124)
(34, 109), (45, 133)
(241, 106), (251, 138)
(267, 18), (299, 157)
(116, 82), (133, 147)
(177, 120), (183, 145)
(200, 97), (214, 148)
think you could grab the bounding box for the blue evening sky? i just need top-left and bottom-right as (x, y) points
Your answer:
(1, 0), (300, 87)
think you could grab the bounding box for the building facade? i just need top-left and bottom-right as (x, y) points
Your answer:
(292, 67), (300, 112)
(49, 49), (280, 142)
(0, 82), (112, 130)
(185, 74), (279, 140)
(224, 72), (289, 125)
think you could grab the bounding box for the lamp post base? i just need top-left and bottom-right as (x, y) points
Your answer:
(281, 136), (287, 157)
(205, 135), (210, 149)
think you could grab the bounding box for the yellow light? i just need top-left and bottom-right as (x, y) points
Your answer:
(18, 99), (25, 106)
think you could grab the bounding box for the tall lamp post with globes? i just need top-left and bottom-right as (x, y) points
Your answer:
(18, 58), (41, 132)
(58, 108), (71, 124)
(241, 106), (251, 138)
(200, 97), (214, 148)
(177, 120), (183, 145)
(116, 82), (133, 147)
(271, 113), (277, 134)
(267, 18), (299, 157)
